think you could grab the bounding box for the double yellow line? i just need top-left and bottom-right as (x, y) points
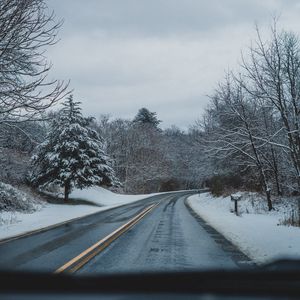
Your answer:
(54, 202), (159, 274)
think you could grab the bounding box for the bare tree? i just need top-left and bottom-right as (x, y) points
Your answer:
(0, 0), (68, 124)
(203, 75), (274, 209)
(240, 23), (300, 192)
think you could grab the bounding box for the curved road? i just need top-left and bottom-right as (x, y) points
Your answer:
(0, 191), (250, 274)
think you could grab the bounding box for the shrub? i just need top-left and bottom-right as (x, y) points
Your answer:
(0, 182), (39, 212)
(206, 174), (243, 196)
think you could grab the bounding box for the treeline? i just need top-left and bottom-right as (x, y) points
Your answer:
(195, 23), (300, 210)
(0, 105), (205, 194)
(92, 108), (204, 193)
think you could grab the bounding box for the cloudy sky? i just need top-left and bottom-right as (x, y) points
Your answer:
(46, 0), (300, 129)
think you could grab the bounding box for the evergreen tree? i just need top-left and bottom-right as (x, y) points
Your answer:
(133, 107), (161, 128)
(30, 95), (118, 202)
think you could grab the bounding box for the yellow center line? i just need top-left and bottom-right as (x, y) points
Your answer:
(54, 202), (159, 274)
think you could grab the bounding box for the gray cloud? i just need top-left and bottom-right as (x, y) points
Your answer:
(49, 0), (294, 37)
(46, 0), (300, 128)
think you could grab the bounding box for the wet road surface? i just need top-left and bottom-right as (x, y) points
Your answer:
(0, 191), (250, 274)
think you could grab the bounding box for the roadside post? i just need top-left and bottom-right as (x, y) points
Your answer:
(231, 194), (242, 216)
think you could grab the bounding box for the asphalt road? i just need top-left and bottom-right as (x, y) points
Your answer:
(0, 191), (250, 274)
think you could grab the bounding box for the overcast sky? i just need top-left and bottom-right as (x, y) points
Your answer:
(46, 0), (300, 129)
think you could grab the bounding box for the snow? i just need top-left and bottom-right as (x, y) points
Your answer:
(231, 192), (242, 199)
(0, 204), (104, 241)
(70, 186), (156, 206)
(0, 187), (154, 241)
(188, 192), (300, 264)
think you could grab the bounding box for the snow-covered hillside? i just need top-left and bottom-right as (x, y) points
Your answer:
(188, 192), (300, 264)
(70, 186), (154, 206)
(0, 186), (154, 241)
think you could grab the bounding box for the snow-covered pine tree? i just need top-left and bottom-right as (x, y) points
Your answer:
(133, 108), (161, 128)
(30, 95), (118, 202)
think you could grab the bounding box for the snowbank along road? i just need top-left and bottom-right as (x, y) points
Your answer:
(0, 191), (252, 273)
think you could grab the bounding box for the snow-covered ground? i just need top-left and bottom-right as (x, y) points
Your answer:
(70, 186), (154, 206)
(0, 186), (154, 241)
(188, 192), (300, 264)
(0, 204), (104, 241)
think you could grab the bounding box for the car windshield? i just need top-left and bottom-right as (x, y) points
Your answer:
(0, 0), (300, 282)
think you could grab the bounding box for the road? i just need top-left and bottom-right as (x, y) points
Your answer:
(0, 191), (251, 274)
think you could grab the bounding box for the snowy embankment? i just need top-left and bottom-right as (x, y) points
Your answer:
(0, 185), (154, 241)
(188, 192), (300, 264)
(69, 186), (153, 206)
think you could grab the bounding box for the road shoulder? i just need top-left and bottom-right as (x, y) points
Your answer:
(184, 196), (254, 268)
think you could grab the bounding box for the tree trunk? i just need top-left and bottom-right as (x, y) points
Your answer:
(297, 177), (300, 227)
(64, 180), (70, 203)
(241, 111), (274, 211)
(266, 189), (272, 211)
(275, 178), (282, 196)
(270, 146), (282, 196)
(298, 198), (300, 227)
